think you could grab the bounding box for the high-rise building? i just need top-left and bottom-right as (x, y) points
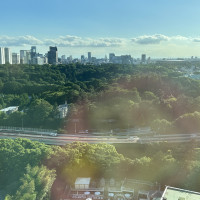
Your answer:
(26, 51), (31, 64)
(48, 46), (58, 64)
(0, 47), (5, 64)
(4, 47), (12, 64)
(61, 55), (66, 60)
(12, 53), (20, 64)
(32, 56), (46, 65)
(81, 55), (85, 63)
(61, 55), (66, 64)
(5, 47), (12, 64)
(109, 53), (115, 62)
(20, 50), (28, 64)
(141, 54), (146, 63)
(31, 46), (36, 57)
(88, 52), (91, 62)
(31, 46), (36, 63)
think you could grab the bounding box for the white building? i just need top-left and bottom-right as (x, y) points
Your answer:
(20, 50), (29, 64)
(32, 56), (45, 65)
(75, 178), (91, 190)
(0, 106), (19, 114)
(12, 53), (20, 64)
(4, 47), (12, 64)
(0, 47), (5, 64)
(58, 102), (68, 118)
(161, 186), (200, 200)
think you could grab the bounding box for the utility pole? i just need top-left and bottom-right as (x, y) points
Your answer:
(22, 116), (24, 130)
(75, 122), (77, 134)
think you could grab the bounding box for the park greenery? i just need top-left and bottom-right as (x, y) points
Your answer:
(1, 62), (200, 197)
(1, 139), (200, 199)
(1, 62), (200, 133)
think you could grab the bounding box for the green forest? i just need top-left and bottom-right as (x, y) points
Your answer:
(1, 62), (200, 133)
(1, 139), (200, 199)
(1, 63), (200, 199)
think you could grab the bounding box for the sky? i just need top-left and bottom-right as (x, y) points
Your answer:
(1, 0), (200, 58)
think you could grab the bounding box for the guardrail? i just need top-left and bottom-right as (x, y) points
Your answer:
(0, 126), (57, 134)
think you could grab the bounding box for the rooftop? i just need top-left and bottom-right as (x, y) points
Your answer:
(161, 186), (200, 200)
(75, 178), (91, 185)
(0, 106), (18, 112)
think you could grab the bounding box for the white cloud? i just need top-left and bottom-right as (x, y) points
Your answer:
(0, 35), (43, 46)
(193, 38), (200, 42)
(1, 34), (200, 58)
(171, 35), (189, 41)
(0, 34), (127, 48)
(131, 34), (197, 45)
(131, 34), (169, 44)
(43, 35), (126, 47)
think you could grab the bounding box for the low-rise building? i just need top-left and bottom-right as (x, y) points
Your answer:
(58, 102), (68, 118)
(63, 178), (162, 200)
(66, 177), (104, 200)
(0, 106), (19, 114)
(161, 186), (200, 200)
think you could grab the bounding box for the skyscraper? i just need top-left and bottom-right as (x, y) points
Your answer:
(0, 48), (5, 64)
(12, 53), (20, 64)
(48, 46), (58, 64)
(4, 48), (12, 64)
(88, 52), (91, 62)
(20, 50), (31, 64)
(81, 55), (85, 63)
(141, 54), (146, 63)
(109, 53), (115, 62)
(31, 46), (36, 63)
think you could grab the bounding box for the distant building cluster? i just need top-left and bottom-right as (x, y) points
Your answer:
(1, 45), (200, 66)
(0, 46), (58, 65)
(0, 46), (153, 65)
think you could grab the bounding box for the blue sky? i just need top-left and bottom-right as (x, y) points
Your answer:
(1, 0), (200, 57)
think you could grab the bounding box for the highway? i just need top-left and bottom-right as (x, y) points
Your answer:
(0, 132), (199, 145)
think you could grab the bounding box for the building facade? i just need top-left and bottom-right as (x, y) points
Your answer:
(12, 53), (20, 64)
(88, 52), (92, 62)
(0, 47), (5, 64)
(4, 47), (12, 64)
(141, 54), (146, 63)
(48, 46), (58, 64)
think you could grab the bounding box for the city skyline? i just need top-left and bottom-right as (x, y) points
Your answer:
(1, 0), (200, 57)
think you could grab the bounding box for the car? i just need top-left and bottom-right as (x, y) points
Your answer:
(78, 130), (89, 134)
(129, 136), (139, 140)
(49, 133), (57, 136)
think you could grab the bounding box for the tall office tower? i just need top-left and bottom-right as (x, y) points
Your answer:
(26, 51), (31, 64)
(141, 54), (146, 63)
(61, 55), (66, 60)
(81, 55), (85, 62)
(88, 52), (91, 62)
(0, 47), (5, 64)
(31, 46), (36, 62)
(20, 50), (27, 64)
(109, 53), (115, 62)
(61, 55), (66, 64)
(12, 53), (20, 64)
(4, 48), (12, 64)
(48, 46), (58, 64)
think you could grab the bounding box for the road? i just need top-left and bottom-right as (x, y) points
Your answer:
(0, 132), (199, 145)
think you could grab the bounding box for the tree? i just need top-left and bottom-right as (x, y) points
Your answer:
(26, 99), (53, 127)
(6, 165), (56, 200)
(151, 119), (172, 134)
(174, 111), (200, 133)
